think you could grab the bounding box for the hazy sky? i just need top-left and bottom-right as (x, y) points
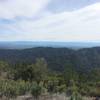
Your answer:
(0, 0), (100, 42)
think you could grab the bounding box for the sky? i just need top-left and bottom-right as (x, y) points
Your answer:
(0, 0), (100, 42)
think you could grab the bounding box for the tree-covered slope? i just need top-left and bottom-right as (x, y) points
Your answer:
(0, 47), (100, 72)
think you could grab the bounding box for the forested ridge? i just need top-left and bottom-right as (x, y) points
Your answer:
(0, 47), (100, 72)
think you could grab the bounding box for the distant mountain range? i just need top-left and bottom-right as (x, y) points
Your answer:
(0, 41), (100, 49)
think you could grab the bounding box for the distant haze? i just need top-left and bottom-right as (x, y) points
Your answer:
(0, 41), (100, 49)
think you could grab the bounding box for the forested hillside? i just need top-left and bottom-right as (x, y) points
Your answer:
(0, 47), (100, 100)
(0, 47), (100, 72)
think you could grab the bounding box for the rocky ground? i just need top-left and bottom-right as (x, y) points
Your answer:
(0, 94), (99, 100)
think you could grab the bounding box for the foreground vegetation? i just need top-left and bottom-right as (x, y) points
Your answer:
(0, 58), (100, 100)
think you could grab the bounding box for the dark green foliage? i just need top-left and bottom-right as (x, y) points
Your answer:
(0, 80), (18, 99)
(0, 47), (100, 72)
(11, 58), (48, 82)
(63, 64), (79, 84)
(31, 82), (42, 99)
(69, 80), (83, 100)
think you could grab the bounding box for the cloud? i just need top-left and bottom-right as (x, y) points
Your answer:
(0, 1), (100, 41)
(0, 0), (50, 19)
